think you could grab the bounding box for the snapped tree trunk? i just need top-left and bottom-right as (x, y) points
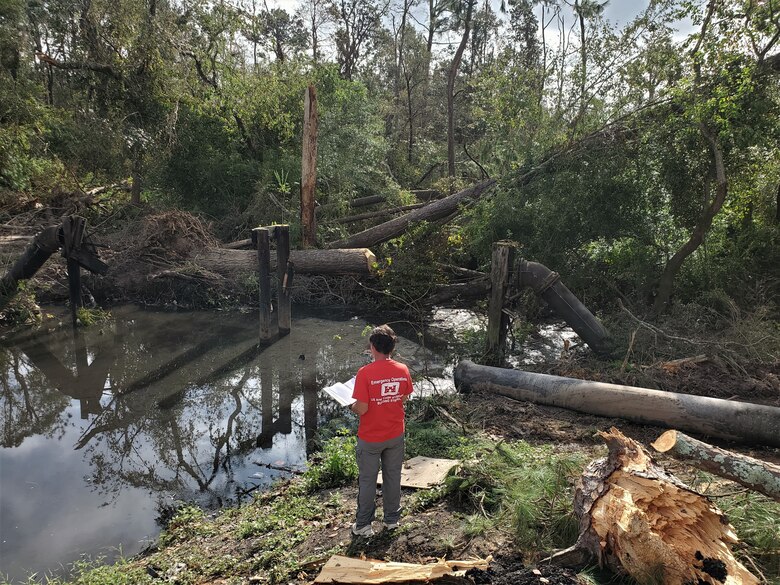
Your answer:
(301, 84), (318, 248)
(569, 428), (758, 584)
(325, 178), (495, 249)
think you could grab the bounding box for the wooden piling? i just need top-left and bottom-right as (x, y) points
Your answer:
(67, 258), (82, 327)
(485, 241), (516, 366)
(274, 225), (291, 335)
(254, 227), (273, 343)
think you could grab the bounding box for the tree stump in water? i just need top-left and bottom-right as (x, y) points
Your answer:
(572, 428), (758, 584)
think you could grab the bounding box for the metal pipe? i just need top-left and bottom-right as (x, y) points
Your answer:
(517, 259), (613, 356)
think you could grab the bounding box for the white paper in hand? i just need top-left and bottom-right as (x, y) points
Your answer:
(322, 377), (356, 407)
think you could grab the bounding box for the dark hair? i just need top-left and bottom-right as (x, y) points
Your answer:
(369, 324), (396, 355)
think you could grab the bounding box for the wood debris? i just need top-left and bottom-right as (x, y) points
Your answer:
(314, 554), (491, 583)
(571, 428), (758, 584)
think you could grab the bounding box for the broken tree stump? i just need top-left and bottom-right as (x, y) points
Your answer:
(572, 428), (758, 584)
(652, 430), (780, 502)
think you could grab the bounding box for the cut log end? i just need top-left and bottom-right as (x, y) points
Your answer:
(650, 429), (678, 453)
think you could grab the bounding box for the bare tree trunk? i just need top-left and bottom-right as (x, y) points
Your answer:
(653, 124), (727, 315)
(301, 85), (318, 248)
(453, 360), (780, 447)
(652, 430), (780, 502)
(194, 248), (376, 276)
(447, 0), (474, 179)
(326, 179), (495, 249)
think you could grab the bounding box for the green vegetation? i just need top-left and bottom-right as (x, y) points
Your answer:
(0, 0), (776, 320)
(75, 307), (112, 327)
(445, 440), (587, 554)
(303, 430), (359, 491)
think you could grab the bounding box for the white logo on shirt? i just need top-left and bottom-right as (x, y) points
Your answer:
(381, 382), (400, 397)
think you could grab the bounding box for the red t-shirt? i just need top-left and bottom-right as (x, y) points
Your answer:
(352, 359), (414, 442)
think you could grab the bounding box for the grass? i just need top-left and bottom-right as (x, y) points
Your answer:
(444, 439), (587, 557)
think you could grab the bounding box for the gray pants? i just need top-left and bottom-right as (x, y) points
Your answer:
(355, 434), (404, 528)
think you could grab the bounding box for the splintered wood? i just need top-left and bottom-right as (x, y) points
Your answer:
(314, 555), (490, 583)
(574, 428), (758, 584)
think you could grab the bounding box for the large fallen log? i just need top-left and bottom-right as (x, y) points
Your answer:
(652, 430), (780, 502)
(453, 360), (780, 447)
(193, 247), (376, 276)
(325, 179), (496, 249)
(569, 428), (758, 584)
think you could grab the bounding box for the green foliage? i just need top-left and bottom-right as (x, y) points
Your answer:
(303, 430), (358, 491)
(76, 307), (112, 327)
(445, 440), (586, 554)
(0, 282), (42, 325)
(35, 557), (154, 585)
(405, 421), (463, 459)
(158, 505), (214, 546)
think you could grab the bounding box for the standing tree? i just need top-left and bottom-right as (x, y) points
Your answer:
(329, 0), (388, 80)
(446, 0), (476, 179)
(652, 0), (780, 314)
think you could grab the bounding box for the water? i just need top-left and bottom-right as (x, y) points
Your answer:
(0, 306), (448, 583)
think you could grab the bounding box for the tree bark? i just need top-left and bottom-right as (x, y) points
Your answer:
(334, 203), (425, 224)
(571, 428), (758, 584)
(315, 194), (387, 217)
(453, 360), (780, 447)
(301, 84), (318, 248)
(447, 0), (474, 179)
(194, 248), (376, 276)
(325, 179), (495, 249)
(651, 430), (780, 502)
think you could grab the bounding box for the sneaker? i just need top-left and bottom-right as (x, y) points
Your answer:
(351, 523), (374, 537)
(383, 521), (399, 530)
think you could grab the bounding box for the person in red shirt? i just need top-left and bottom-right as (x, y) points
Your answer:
(349, 324), (413, 537)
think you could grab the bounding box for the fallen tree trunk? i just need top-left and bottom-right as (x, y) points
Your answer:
(0, 225), (61, 310)
(325, 179), (496, 249)
(569, 428), (758, 584)
(333, 203), (426, 224)
(194, 248), (376, 276)
(454, 360), (780, 447)
(315, 194), (387, 217)
(652, 430), (780, 502)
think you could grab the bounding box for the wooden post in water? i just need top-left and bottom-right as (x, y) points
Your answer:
(254, 227), (273, 343)
(274, 225), (291, 335)
(63, 216), (87, 327)
(301, 85), (318, 248)
(485, 241), (516, 366)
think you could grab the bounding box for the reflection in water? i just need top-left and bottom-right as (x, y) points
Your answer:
(0, 306), (445, 584)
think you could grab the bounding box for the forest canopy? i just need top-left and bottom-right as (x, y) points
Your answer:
(1, 0), (778, 316)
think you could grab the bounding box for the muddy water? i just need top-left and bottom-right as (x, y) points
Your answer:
(0, 306), (449, 583)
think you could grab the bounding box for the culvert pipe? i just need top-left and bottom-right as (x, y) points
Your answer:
(0, 225), (61, 310)
(517, 259), (613, 356)
(454, 360), (780, 448)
